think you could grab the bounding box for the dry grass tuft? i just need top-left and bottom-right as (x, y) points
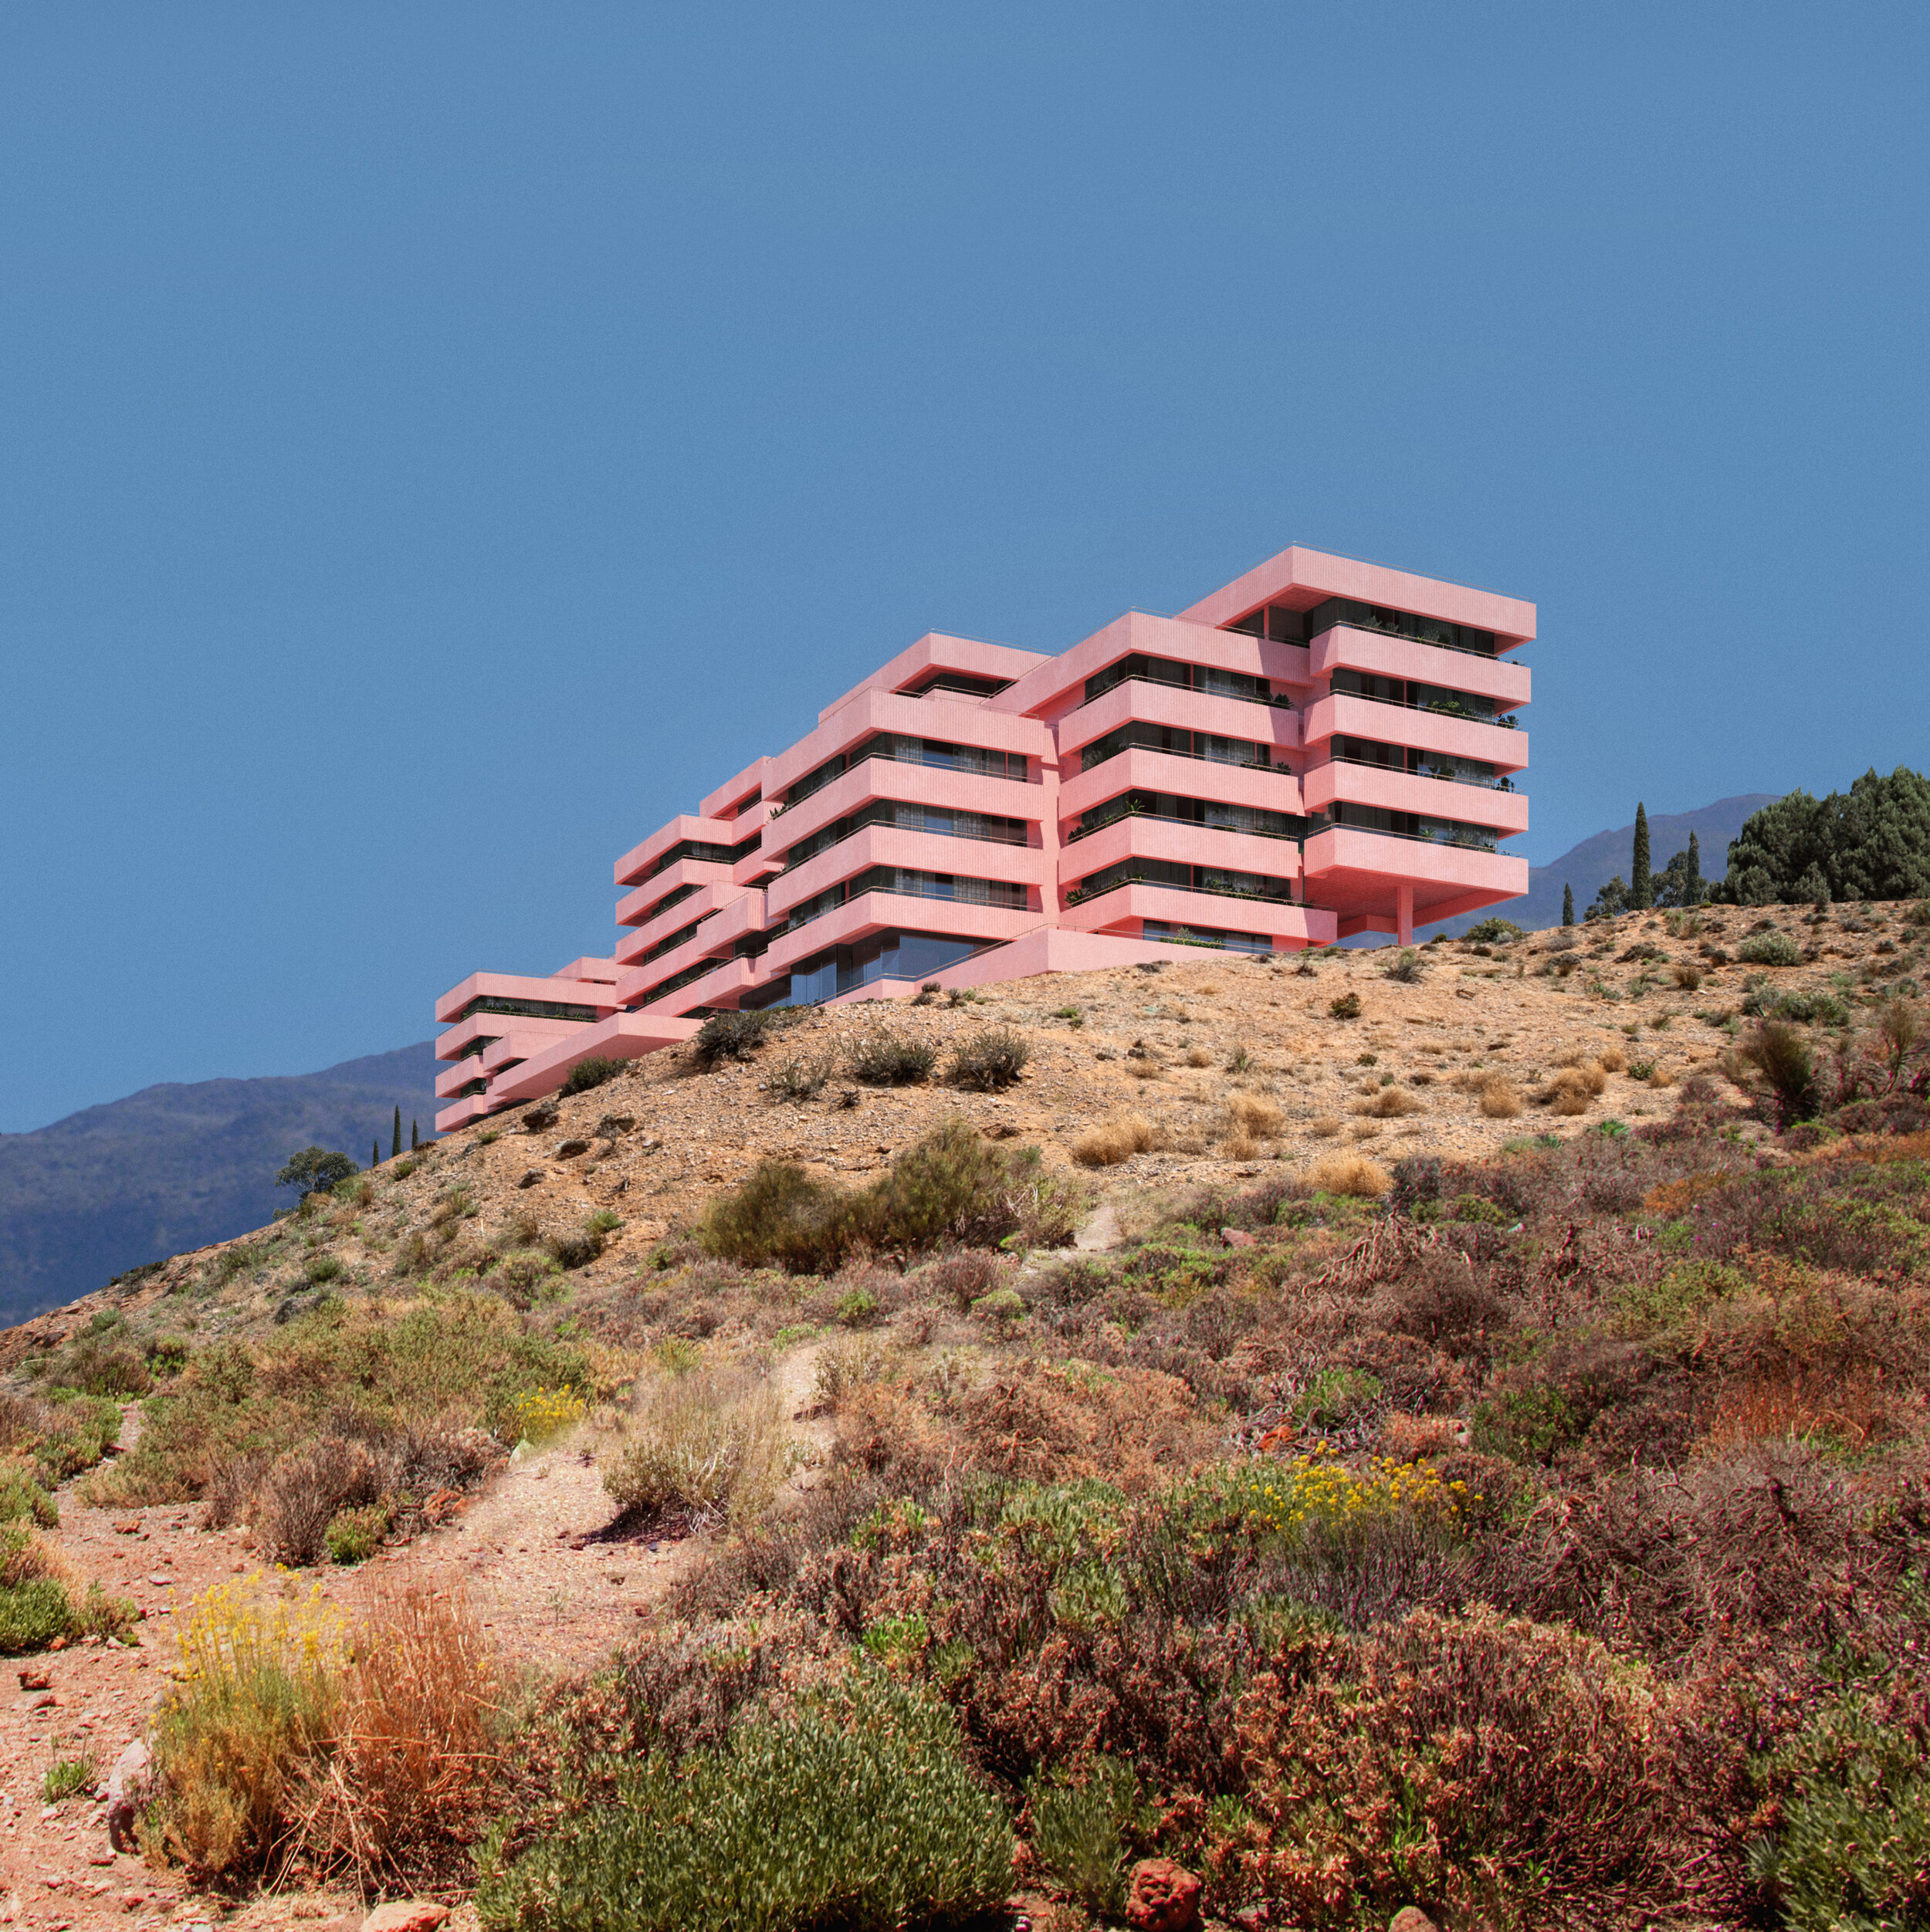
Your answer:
(307, 1583), (499, 1884)
(1224, 1092), (1284, 1139)
(1355, 1085), (1423, 1119)
(1122, 1059), (1164, 1081)
(1308, 1151), (1393, 1196)
(1221, 1131), (1259, 1160)
(1072, 1113), (1156, 1168)
(1184, 1046), (1214, 1068)
(1598, 1047), (1628, 1074)
(600, 1369), (787, 1528)
(1647, 1066), (1676, 1088)
(1478, 1077), (1523, 1118)
(1309, 1115), (1343, 1139)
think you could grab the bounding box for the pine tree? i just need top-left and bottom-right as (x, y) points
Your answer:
(411, 1119), (420, 1151)
(1631, 804), (1652, 910)
(1563, 883), (1575, 927)
(391, 1105), (401, 1159)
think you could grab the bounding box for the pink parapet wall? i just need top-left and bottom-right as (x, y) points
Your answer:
(434, 546), (1532, 1123)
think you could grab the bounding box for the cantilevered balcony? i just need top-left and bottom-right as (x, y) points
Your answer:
(1309, 623), (1532, 710)
(1055, 675), (1299, 770)
(760, 891), (1036, 978)
(1302, 823), (1529, 930)
(1303, 758), (1531, 836)
(765, 824), (1049, 923)
(766, 756), (1044, 868)
(1058, 810), (1304, 891)
(1299, 692), (1527, 772)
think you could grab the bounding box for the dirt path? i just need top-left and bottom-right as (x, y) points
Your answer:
(1, 1347), (845, 1930)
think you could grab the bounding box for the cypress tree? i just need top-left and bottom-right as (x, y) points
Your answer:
(411, 1119), (420, 1151)
(1686, 831), (1702, 905)
(372, 1140), (381, 1169)
(1562, 882), (1574, 927)
(1631, 804), (1652, 909)
(391, 1105), (401, 1159)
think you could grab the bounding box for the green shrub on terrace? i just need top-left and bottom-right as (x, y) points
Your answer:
(0, 1463), (56, 1529)
(1613, 1260), (1746, 1333)
(31, 1396), (121, 1483)
(1028, 1756), (1143, 1917)
(476, 1667), (1014, 1932)
(1470, 1385), (1581, 1464)
(1292, 1368), (1385, 1430)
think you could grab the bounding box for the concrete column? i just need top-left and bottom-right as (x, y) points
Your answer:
(1397, 884), (1414, 948)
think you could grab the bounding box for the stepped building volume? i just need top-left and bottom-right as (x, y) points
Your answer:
(435, 544), (1532, 1129)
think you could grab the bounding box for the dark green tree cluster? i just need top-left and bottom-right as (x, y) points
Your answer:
(275, 1146), (357, 1199)
(1715, 767), (1930, 906)
(1587, 805), (1705, 920)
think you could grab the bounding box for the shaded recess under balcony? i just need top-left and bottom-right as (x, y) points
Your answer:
(1329, 668), (1519, 723)
(786, 868), (1031, 930)
(1079, 653), (1290, 711)
(1231, 595), (1504, 658)
(1331, 736), (1517, 791)
(1311, 800), (1505, 852)
(743, 929), (987, 1010)
(449, 993), (601, 1024)
(780, 733), (1031, 811)
(777, 800), (1029, 871)
(1069, 856), (1295, 907)
(1079, 722), (1278, 774)
(643, 829), (763, 881)
(1068, 790), (1305, 844)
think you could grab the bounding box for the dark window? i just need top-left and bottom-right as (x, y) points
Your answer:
(1078, 722), (1274, 773)
(1142, 919), (1273, 953)
(1068, 790), (1305, 843)
(1305, 596), (1498, 658)
(777, 801), (1029, 871)
(1083, 653), (1271, 706)
(1068, 858), (1293, 905)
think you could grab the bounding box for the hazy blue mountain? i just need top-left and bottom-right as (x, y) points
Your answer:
(1420, 794), (1779, 938)
(0, 1044), (438, 1325)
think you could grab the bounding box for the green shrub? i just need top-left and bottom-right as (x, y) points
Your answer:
(1028, 1757), (1142, 1916)
(1381, 949), (1425, 983)
(1613, 1260), (1745, 1331)
(693, 1010), (776, 1066)
(546, 1222), (605, 1270)
(303, 1254), (343, 1285)
(561, 1056), (625, 1097)
(475, 1669), (1013, 1932)
(700, 1163), (861, 1274)
(701, 1123), (1081, 1273)
(1738, 929), (1802, 967)
(0, 1577), (70, 1653)
(765, 1054), (835, 1102)
(496, 1250), (564, 1308)
(0, 1464), (56, 1529)
(1470, 1385), (1580, 1463)
(1749, 1673), (1930, 1931)
(1462, 917), (1526, 944)
(1742, 1019), (1820, 1127)
(323, 1502), (391, 1565)
(970, 1286), (1025, 1331)
(586, 1209), (623, 1236)
(1292, 1368), (1384, 1430)
(947, 1027), (1031, 1091)
(146, 1335), (191, 1375)
(834, 1288), (879, 1327)
(850, 1031), (936, 1086)
(32, 1396), (120, 1482)
(1739, 986), (1850, 1027)
(1329, 992), (1362, 1020)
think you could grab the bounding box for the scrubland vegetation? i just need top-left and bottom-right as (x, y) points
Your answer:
(12, 912), (1930, 1928)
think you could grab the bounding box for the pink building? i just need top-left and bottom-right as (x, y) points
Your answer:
(435, 545), (1531, 1130)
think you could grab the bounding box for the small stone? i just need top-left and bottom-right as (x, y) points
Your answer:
(17, 1668), (51, 1691)
(1126, 1856), (1202, 1932)
(360, 1903), (450, 1932)
(112, 1521), (141, 1535)
(1389, 1911), (1441, 1932)
(516, 1170), (542, 1189)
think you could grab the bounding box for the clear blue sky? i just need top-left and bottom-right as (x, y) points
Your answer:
(4, 3), (1926, 1132)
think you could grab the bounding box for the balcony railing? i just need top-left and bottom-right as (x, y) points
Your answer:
(777, 810), (1030, 874)
(1309, 816), (1503, 855)
(1066, 870), (1295, 909)
(1065, 801), (1302, 844)
(1328, 753), (1517, 793)
(783, 736), (1036, 810)
(1325, 686), (1520, 726)
(1071, 668), (1297, 716)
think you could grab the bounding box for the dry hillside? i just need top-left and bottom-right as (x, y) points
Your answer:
(0, 897), (1925, 1932)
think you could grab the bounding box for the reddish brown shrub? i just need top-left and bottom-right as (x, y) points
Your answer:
(1210, 1605), (1724, 1929)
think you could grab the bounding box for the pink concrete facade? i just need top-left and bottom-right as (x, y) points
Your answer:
(435, 546), (1532, 1128)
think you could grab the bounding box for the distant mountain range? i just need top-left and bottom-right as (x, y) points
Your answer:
(0, 1044), (438, 1326)
(1423, 794), (1779, 939)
